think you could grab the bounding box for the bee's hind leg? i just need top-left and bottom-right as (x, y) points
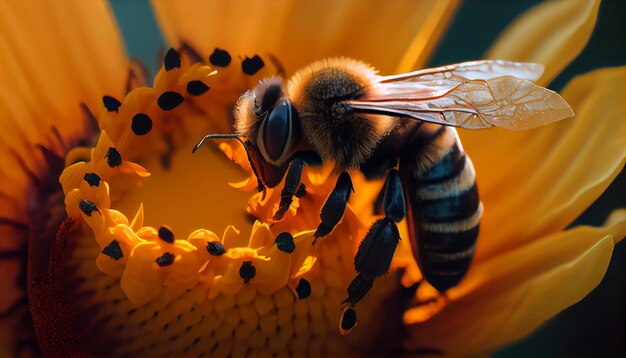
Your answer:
(273, 158), (304, 221)
(313, 172), (354, 239)
(339, 168), (405, 334)
(354, 168), (404, 284)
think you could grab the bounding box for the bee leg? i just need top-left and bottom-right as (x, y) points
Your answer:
(313, 172), (354, 239)
(273, 158), (304, 221)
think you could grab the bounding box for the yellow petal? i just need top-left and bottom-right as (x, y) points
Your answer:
(0, 1), (127, 189)
(151, 0), (459, 74)
(461, 66), (626, 260)
(0, 1), (128, 203)
(403, 208), (626, 356)
(486, 0), (600, 85)
(121, 242), (165, 306)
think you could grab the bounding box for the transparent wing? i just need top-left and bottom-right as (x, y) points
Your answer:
(363, 60), (546, 101)
(349, 76), (574, 130)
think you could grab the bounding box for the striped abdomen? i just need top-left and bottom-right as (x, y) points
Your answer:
(399, 124), (482, 292)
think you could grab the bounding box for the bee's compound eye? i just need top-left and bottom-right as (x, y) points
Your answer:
(261, 101), (292, 162)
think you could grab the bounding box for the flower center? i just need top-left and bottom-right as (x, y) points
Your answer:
(49, 48), (416, 356)
(114, 138), (253, 239)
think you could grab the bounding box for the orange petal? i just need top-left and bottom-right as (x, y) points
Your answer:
(403, 208), (626, 356)
(486, 0), (600, 85)
(0, 1), (128, 203)
(151, 0), (459, 74)
(462, 66), (626, 260)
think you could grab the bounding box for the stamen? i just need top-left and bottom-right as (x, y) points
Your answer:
(157, 91), (184, 111)
(209, 48), (232, 67)
(186, 81), (210, 96)
(131, 113), (153, 136)
(295, 278), (312, 300)
(241, 55), (265, 75)
(163, 48), (181, 71)
(156, 252), (175, 266)
(78, 199), (98, 216)
(158, 226), (175, 243)
(102, 96), (122, 112)
(83, 173), (101, 187)
(275, 232), (295, 253)
(102, 240), (123, 260)
(105, 147), (122, 167)
(239, 261), (256, 283)
(206, 241), (226, 256)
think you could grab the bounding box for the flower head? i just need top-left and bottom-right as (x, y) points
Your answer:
(0, 0), (624, 357)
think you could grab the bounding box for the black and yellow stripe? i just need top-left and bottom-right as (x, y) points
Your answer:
(400, 124), (482, 292)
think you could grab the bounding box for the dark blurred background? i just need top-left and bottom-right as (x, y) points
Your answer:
(109, 0), (625, 356)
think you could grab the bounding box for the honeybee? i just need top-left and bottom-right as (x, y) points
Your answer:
(194, 57), (573, 334)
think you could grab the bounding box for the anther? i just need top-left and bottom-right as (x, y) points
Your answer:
(79, 199), (98, 216)
(295, 278), (311, 300)
(158, 226), (175, 243)
(164, 48), (181, 71)
(131, 113), (153, 136)
(206, 241), (226, 256)
(102, 96), (121, 112)
(102, 240), (123, 260)
(242, 55), (264, 75)
(209, 48), (231, 67)
(239, 261), (256, 284)
(156, 252), (175, 266)
(275, 232), (295, 253)
(83, 173), (101, 187)
(187, 80), (210, 96)
(157, 91), (184, 111)
(105, 147), (122, 167)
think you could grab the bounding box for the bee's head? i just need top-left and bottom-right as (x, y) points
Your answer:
(235, 77), (302, 167)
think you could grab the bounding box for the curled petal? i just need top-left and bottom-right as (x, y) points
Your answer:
(403, 208), (626, 356)
(486, 0), (600, 85)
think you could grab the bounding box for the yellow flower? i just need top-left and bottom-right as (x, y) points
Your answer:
(0, 0), (624, 357)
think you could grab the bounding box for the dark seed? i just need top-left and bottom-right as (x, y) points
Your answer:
(241, 55), (264, 75)
(295, 278), (311, 300)
(105, 147), (122, 167)
(164, 48), (181, 71)
(131, 113), (153, 136)
(156, 252), (175, 266)
(209, 48), (231, 67)
(79, 199), (97, 216)
(158, 226), (175, 243)
(157, 91), (184, 111)
(102, 96), (121, 112)
(275, 232), (295, 253)
(239, 261), (256, 283)
(340, 307), (357, 334)
(186, 80), (210, 96)
(83, 173), (101, 187)
(102, 240), (123, 260)
(206, 241), (226, 256)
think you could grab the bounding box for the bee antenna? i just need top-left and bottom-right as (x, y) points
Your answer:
(192, 133), (244, 153)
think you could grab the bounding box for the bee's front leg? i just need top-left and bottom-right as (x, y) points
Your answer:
(313, 172), (354, 239)
(273, 158), (304, 221)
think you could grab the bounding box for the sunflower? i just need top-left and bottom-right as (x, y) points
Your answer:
(0, 0), (625, 357)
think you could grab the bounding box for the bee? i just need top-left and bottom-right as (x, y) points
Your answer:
(194, 57), (573, 334)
